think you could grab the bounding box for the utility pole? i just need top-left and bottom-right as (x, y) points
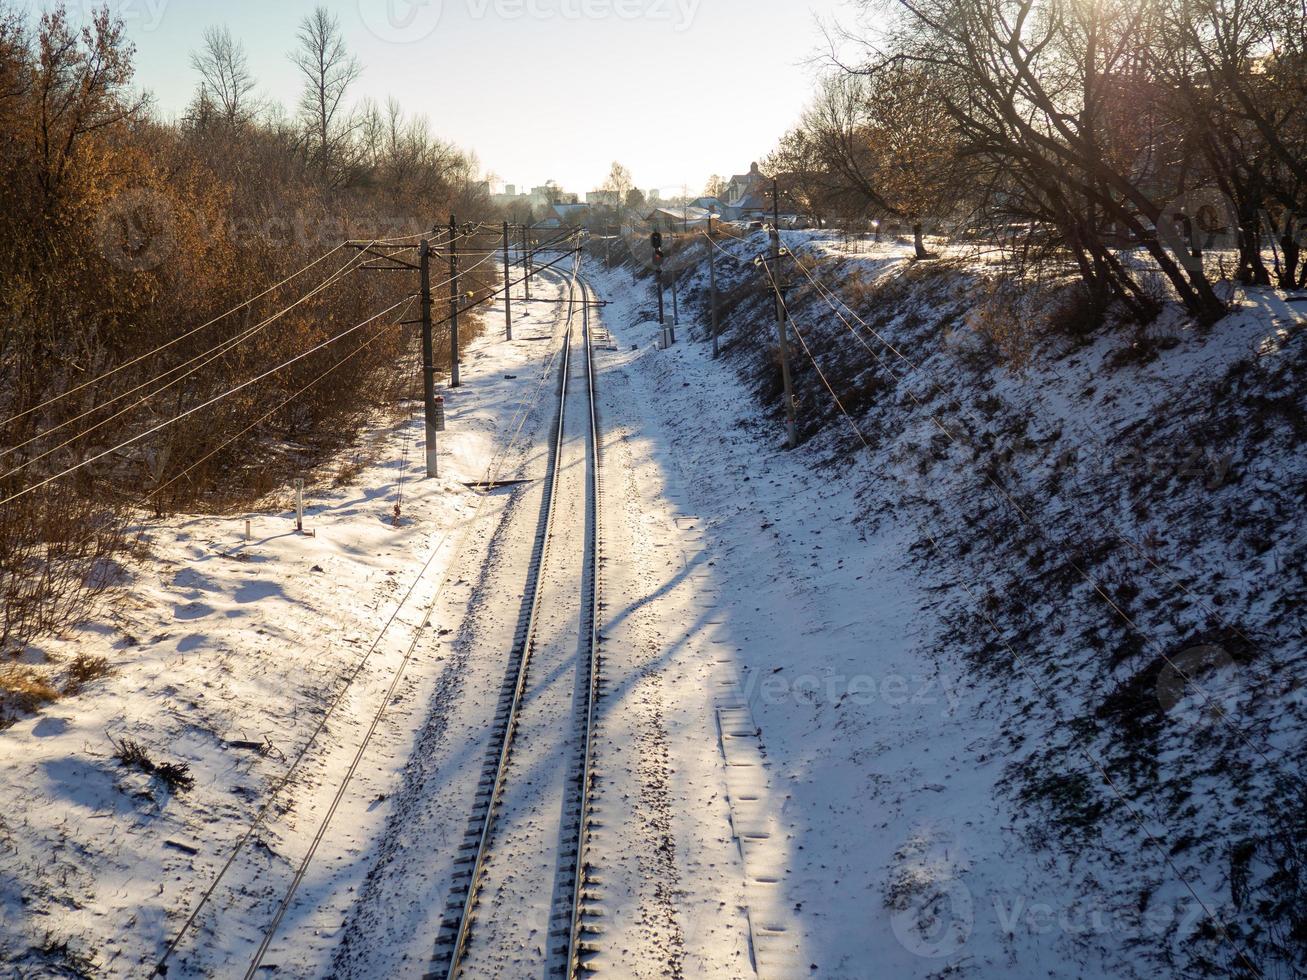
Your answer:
(656, 268), (665, 329)
(770, 178), (797, 449)
(502, 220), (513, 340)
(709, 212), (720, 358)
(651, 229), (666, 338)
(419, 239), (439, 476)
(522, 224), (532, 302)
(449, 214), (461, 388)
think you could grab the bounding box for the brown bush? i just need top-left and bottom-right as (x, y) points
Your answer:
(64, 653), (112, 695)
(0, 4), (493, 648)
(0, 665), (60, 724)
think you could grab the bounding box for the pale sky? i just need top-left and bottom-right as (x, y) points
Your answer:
(72, 0), (860, 196)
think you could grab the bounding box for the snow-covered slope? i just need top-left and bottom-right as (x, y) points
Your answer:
(591, 231), (1306, 978)
(0, 315), (567, 977)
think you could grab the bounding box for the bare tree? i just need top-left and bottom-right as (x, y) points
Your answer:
(603, 161), (635, 211)
(290, 5), (362, 182)
(847, 0), (1230, 324)
(776, 71), (959, 258)
(190, 25), (256, 127)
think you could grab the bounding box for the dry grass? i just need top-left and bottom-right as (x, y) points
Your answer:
(63, 653), (112, 695)
(964, 277), (1055, 372)
(333, 456), (367, 487)
(111, 736), (195, 793)
(0, 664), (61, 721)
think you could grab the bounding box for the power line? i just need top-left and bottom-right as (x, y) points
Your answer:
(155, 267), (576, 975)
(0, 241), (353, 431)
(787, 244), (1304, 648)
(0, 295), (415, 510)
(2, 237), (512, 495)
(778, 249), (1290, 774)
(147, 297), (419, 503)
(0, 245), (376, 476)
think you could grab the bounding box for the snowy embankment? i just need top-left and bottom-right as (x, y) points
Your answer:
(0, 310), (561, 977)
(588, 233), (1305, 979)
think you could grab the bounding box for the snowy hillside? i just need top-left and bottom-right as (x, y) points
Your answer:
(592, 230), (1307, 978)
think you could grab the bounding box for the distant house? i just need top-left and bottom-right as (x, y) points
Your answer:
(644, 206), (716, 233)
(723, 162), (771, 220)
(535, 203), (591, 229)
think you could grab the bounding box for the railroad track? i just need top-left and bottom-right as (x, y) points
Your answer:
(429, 261), (607, 979)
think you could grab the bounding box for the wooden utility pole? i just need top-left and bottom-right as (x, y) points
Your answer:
(770, 179), (797, 448)
(502, 221), (513, 340)
(449, 214), (461, 388)
(419, 239), (439, 476)
(656, 267), (665, 328)
(522, 224), (532, 302)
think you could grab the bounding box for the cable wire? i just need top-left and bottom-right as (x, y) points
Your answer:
(156, 263), (576, 975)
(778, 249), (1290, 774)
(147, 297), (418, 504)
(0, 241), (353, 431)
(0, 244), (377, 475)
(0, 296), (414, 510)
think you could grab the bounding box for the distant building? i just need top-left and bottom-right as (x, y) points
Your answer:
(726, 163), (763, 211)
(587, 190), (620, 207)
(644, 206), (716, 233)
(493, 180), (580, 211)
(533, 203), (593, 229)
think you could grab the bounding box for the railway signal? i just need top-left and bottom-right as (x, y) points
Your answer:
(651, 230), (666, 330)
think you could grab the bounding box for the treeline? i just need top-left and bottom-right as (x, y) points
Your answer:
(0, 4), (490, 653)
(768, 0), (1306, 327)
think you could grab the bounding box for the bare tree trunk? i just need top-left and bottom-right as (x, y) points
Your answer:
(912, 222), (935, 259)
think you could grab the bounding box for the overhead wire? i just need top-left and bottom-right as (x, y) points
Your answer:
(155, 247), (576, 975)
(0, 244), (378, 476)
(0, 240), (353, 431)
(146, 296), (419, 504)
(0, 295), (415, 510)
(0, 235), (515, 501)
(785, 241), (1303, 647)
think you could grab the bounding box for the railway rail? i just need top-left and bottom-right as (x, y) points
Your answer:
(429, 260), (608, 980)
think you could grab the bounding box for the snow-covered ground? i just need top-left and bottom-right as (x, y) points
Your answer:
(0, 284), (577, 976)
(2, 233), (1303, 980)
(594, 229), (1306, 978)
